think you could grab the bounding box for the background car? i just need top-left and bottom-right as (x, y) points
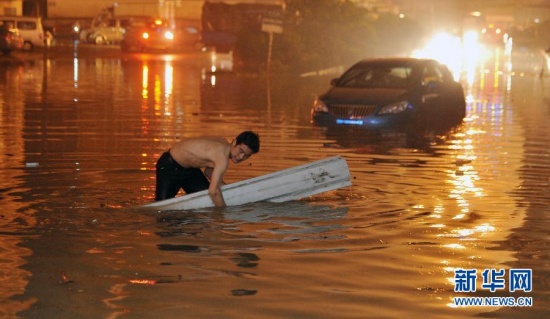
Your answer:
(121, 18), (174, 52)
(0, 26), (23, 55)
(311, 57), (466, 130)
(86, 17), (133, 45)
(0, 16), (46, 50)
(121, 18), (200, 52)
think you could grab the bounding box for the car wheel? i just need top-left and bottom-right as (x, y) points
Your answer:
(22, 41), (33, 51)
(94, 35), (106, 45)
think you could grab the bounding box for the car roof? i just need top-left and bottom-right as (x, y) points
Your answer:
(353, 57), (438, 67)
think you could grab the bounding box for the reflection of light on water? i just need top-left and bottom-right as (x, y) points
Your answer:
(434, 44), (525, 310)
(201, 67), (218, 88)
(141, 59), (175, 116)
(439, 224), (497, 239)
(452, 213), (466, 220)
(164, 62), (173, 96)
(493, 49), (500, 88)
(206, 50), (233, 73)
(0, 236), (35, 316)
(444, 243), (466, 249)
(456, 229), (475, 237)
(73, 57), (79, 88)
(163, 62), (174, 116)
(102, 283), (129, 315)
(140, 153), (148, 171)
(154, 73), (162, 113)
(141, 64), (149, 98)
(129, 279), (156, 285)
(210, 51), (217, 73)
(430, 204), (444, 219)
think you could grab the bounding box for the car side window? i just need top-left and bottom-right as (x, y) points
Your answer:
(1, 21), (15, 29)
(422, 65), (444, 86)
(17, 21), (37, 30)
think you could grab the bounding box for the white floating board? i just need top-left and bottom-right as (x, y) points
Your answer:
(141, 155), (351, 211)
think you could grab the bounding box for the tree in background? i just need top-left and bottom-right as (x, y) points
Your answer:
(219, 0), (427, 74)
(269, 0), (426, 74)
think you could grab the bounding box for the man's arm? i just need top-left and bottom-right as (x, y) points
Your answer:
(207, 162), (228, 207)
(204, 167), (226, 185)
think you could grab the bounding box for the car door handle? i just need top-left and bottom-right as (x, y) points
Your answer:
(422, 93), (439, 103)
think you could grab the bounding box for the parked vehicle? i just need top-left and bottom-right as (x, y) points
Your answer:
(120, 18), (173, 51)
(0, 26), (24, 55)
(0, 16), (46, 50)
(311, 57), (466, 130)
(121, 18), (200, 52)
(85, 17), (134, 44)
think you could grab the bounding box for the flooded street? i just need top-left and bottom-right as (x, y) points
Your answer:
(1, 44), (549, 318)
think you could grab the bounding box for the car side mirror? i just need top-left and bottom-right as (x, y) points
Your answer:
(425, 80), (440, 92)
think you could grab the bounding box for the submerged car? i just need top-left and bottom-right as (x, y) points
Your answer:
(311, 57), (466, 129)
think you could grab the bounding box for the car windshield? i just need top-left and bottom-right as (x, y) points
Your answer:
(337, 65), (412, 89)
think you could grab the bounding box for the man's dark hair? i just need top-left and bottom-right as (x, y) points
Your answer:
(236, 131), (260, 153)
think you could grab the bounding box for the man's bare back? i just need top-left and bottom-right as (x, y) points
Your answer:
(154, 132), (260, 207)
(169, 137), (230, 169)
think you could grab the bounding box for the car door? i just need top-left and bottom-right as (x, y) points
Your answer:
(420, 62), (457, 121)
(103, 19), (118, 43)
(114, 19), (130, 43)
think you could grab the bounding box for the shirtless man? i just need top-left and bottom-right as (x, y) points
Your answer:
(154, 131), (260, 207)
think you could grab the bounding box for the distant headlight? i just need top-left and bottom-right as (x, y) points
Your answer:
(312, 98), (328, 112)
(164, 31), (174, 40)
(142, 32), (150, 40)
(378, 101), (410, 114)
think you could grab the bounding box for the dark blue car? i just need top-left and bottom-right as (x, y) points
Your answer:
(311, 57), (466, 129)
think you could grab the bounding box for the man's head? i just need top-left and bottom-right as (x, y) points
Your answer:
(230, 131), (260, 163)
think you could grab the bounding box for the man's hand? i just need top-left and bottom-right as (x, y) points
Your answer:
(206, 162), (228, 207)
(208, 186), (226, 207)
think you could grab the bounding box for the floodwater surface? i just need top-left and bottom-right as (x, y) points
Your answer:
(0, 46), (549, 318)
